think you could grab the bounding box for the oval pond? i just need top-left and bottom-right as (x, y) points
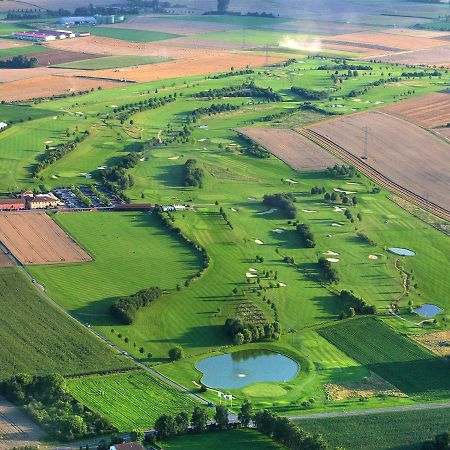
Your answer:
(196, 349), (299, 389)
(414, 304), (443, 318)
(388, 247), (416, 256)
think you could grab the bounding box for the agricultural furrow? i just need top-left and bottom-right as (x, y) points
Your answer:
(300, 128), (450, 222)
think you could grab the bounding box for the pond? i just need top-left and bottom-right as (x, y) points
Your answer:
(414, 304), (443, 318)
(388, 247), (416, 256)
(196, 349), (299, 389)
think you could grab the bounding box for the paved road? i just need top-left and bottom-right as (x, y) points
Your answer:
(288, 401), (450, 420)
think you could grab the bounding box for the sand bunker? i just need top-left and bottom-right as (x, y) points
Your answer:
(334, 188), (357, 194)
(255, 239), (264, 245)
(368, 255), (379, 260)
(231, 208), (238, 212)
(285, 179), (298, 184)
(44, 140), (52, 144)
(246, 272), (257, 278)
(257, 208), (277, 215)
(279, 282), (287, 287)
(333, 206), (346, 212)
(331, 223), (343, 227)
(326, 258), (340, 263)
(324, 250), (339, 256)
(302, 209), (317, 213)
(249, 268), (257, 273)
(273, 228), (284, 234)
(248, 196), (257, 200)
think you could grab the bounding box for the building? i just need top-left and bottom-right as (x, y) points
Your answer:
(23, 192), (63, 209)
(55, 29), (76, 38)
(0, 198), (26, 211)
(57, 16), (97, 26)
(36, 29), (73, 39)
(12, 32), (56, 42)
(0, 122), (8, 131)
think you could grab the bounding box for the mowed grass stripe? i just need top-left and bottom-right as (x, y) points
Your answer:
(318, 317), (450, 399)
(68, 371), (198, 431)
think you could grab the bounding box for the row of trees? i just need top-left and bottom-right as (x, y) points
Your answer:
(339, 289), (377, 317)
(0, 374), (115, 441)
(183, 159), (205, 187)
(113, 94), (176, 123)
(296, 223), (316, 248)
(290, 86), (329, 100)
(0, 55), (38, 69)
(209, 68), (254, 79)
(317, 62), (372, 71)
(194, 82), (282, 102)
(110, 287), (162, 325)
(241, 136), (271, 159)
(189, 103), (239, 122)
(318, 257), (340, 284)
(356, 231), (376, 246)
(325, 164), (357, 178)
(71, 185), (93, 208)
(224, 318), (281, 345)
(262, 192), (296, 219)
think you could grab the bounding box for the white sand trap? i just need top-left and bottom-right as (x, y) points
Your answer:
(333, 206), (346, 212)
(53, 116), (58, 119)
(324, 250), (339, 256)
(331, 223), (343, 227)
(48, 147), (56, 150)
(334, 188), (357, 194)
(111, 105), (118, 108)
(257, 208), (277, 215)
(97, 165), (107, 170)
(248, 196), (257, 200)
(273, 228), (284, 234)
(255, 239), (264, 245)
(198, 138), (207, 142)
(326, 258), (340, 263)
(168, 156), (180, 160)
(246, 272), (257, 278)
(51, 175), (58, 179)
(198, 125), (208, 129)
(285, 179), (298, 184)
(140, 157), (146, 162)
(231, 208), (238, 212)
(45, 140), (52, 144)
(368, 255), (379, 260)
(375, 101), (384, 105)
(302, 209), (317, 213)
(249, 268), (257, 273)
(346, 182), (361, 185)
(279, 282), (287, 287)
(353, 99), (362, 102)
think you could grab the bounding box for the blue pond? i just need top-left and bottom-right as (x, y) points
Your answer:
(196, 349), (299, 389)
(388, 247), (416, 256)
(414, 304), (443, 318)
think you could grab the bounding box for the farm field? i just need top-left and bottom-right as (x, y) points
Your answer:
(307, 110), (450, 213)
(319, 318), (450, 400)
(0, 212), (91, 265)
(161, 429), (284, 449)
(0, 103), (54, 123)
(53, 55), (171, 70)
(78, 26), (181, 42)
(374, 44), (450, 66)
(237, 128), (338, 170)
(298, 407), (450, 450)
(0, 44), (50, 58)
(68, 371), (198, 431)
(29, 50), (104, 67)
(0, 267), (131, 378)
(382, 91), (450, 127)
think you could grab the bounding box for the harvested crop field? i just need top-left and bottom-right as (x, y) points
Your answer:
(382, 92), (450, 127)
(0, 39), (29, 50)
(411, 331), (450, 357)
(0, 212), (91, 265)
(28, 50), (103, 67)
(307, 110), (450, 213)
(237, 128), (337, 170)
(0, 398), (44, 450)
(373, 44), (450, 67)
(435, 127), (450, 141)
(0, 75), (122, 102)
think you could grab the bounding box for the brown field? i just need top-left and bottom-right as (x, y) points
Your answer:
(0, 74), (122, 101)
(0, 1), (33, 11)
(307, 111), (450, 213)
(411, 331), (450, 357)
(380, 28), (450, 39)
(321, 42), (383, 56)
(324, 32), (448, 51)
(0, 212), (91, 265)
(0, 39), (29, 50)
(237, 128), (338, 170)
(373, 44), (450, 67)
(382, 92), (450, 128)
(107, 15), (236, 35)
(263, 19), (373, 35)
(0, 397), (44, 450)
(72, 52), (283, 83)
(0, 50), (102, 67)
(155, 36), (251, 50)
(435, 127), (450, 141)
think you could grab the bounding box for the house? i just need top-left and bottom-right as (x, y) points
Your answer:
(0, 198), (26, 211)
(57, 16), (97, 26)
(36, 29), (69, 39)
(26, 193), (63, 209)
(109, 443), (146, 450)
(12, 32), (56, 42)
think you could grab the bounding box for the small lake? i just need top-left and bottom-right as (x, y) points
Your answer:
(196, 349), (299, 389)
(414, 304), (443, 318)
(388, 247), (416, 256)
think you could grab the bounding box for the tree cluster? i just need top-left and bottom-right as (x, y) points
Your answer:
(263, 193), (296, 218)
(155, 406), (209, 439)
(71, 185), (92, 208)
(0, 374), (115, 441)
(225, 318), (281, 345)
(318, 257), (339, 284)
(317, 63), (372, 71)
(189, 103), (239, 122)
(0, 55), (38, 69)
(339, 289), (377, 317)
(241, 136), (270, 158)
(296, 223), (316, 248)
(254, 410), (328, 450)
(290, 86), (329, 100)
(325, 164), (357, 178)
(401, 70), (440, 78)
(113, 95), (176, 123)
(310, 185), (326, 195)
(356, 231), (376, 246)
(110, 287), (162, 324)
(183, 159), (204, 187)
(209, 68), (254, 79)
(194, 82), (282, 102)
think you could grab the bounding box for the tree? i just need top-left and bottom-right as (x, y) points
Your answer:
(214, 405), (229, 430)
(233, 332), (244, 345)
(155, 415), (176, 439)
(168, 346), (184, 361)
(175, 411), (189, 434)
(191, 406), (208, 433)
(238, 399), (253, 427)
(130, 429), (145, 442)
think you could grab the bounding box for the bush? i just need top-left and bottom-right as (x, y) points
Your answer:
(168, 346), (184, 361)
(263, 193), (296, 218)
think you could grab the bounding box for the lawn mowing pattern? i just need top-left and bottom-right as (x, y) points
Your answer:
(78, 26), (180, 42)
(318, 318), (450, 400)
(0, 267), (132, 379)
(297, 407), (450, 450)
(0, 44), (51, 58)
(0, 104), (54, 123)
(68, 371), (198, 431)
(161, 429), (284, 449)
(53, 55), (170, 70)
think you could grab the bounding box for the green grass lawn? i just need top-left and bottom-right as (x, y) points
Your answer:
(0, 44), (50, 58)
(52, 55), (170, 70)
(0, 104), (54, 123)
(319, 317), (450, 400)
(161, 429), (284, 449)
(78, 26), (180, 42)
(68, 371), (198, 431)
(298, 407), (450, 450)
(0, 267), (132, 379)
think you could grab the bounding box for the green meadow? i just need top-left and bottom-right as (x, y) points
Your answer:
(78, 26), (180, 42)
(0, 44), (50, 58)
(53, 55), (170, 70)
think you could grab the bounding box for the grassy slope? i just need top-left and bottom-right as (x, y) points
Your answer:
(78, 26), (180, 42)
(0, 267), (132, 379)
(0, 104), (54, 123)
(68, 371), (198, 431)
(319, 317), (450, 400)
(52, 55), (170, 70)
(297, 407), (450, 450)
(0, 44), (51, 58)
(161, 429), (284, 449)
